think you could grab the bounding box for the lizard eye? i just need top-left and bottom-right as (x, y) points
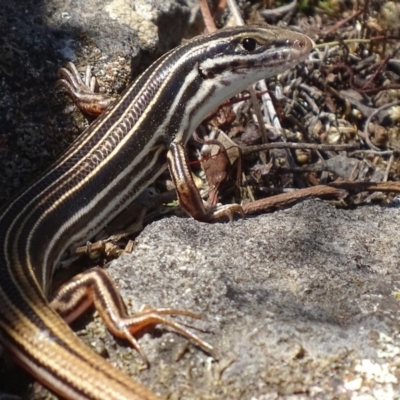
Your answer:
(241, 37), (258, 51)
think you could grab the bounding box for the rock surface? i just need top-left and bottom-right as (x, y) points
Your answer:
(96, 200), (399, 399)
(0, 0), (199, 205)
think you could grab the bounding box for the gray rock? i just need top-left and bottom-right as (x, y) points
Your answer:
(0, 0), (198, 205)
(94, 200), (400, 399)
